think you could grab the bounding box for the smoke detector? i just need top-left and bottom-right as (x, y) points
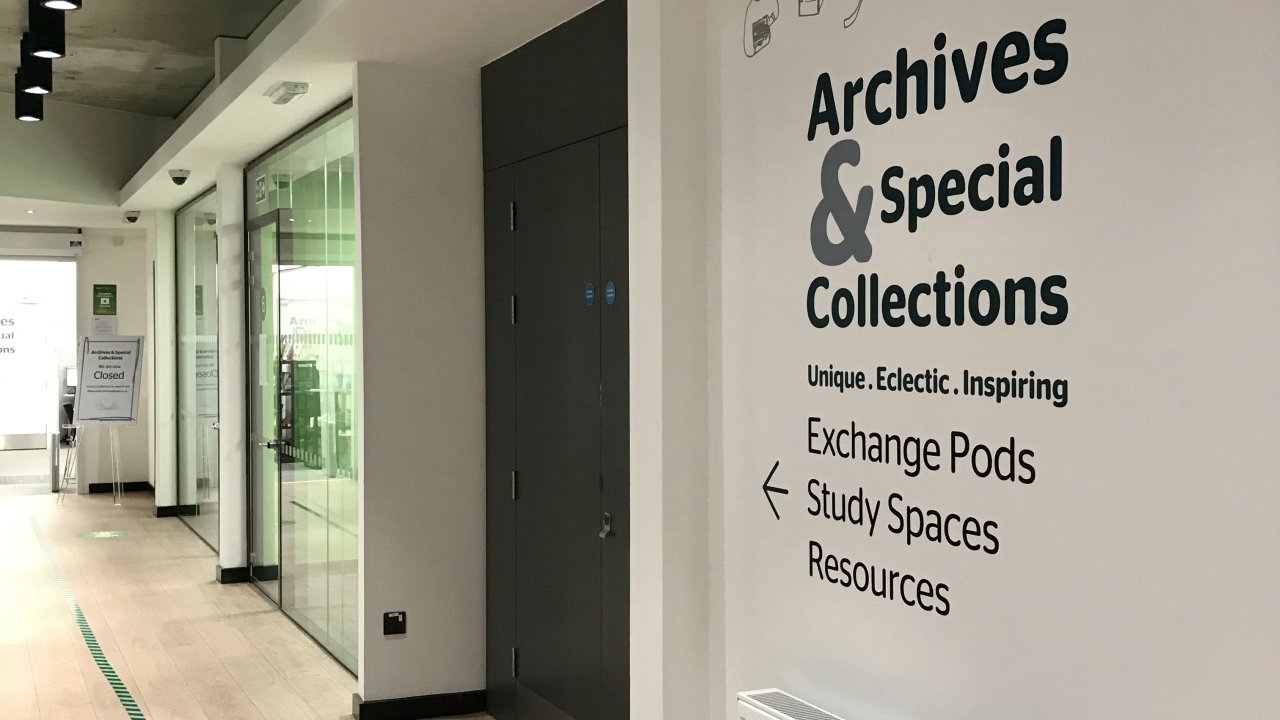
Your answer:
(265, 81), (310, 105)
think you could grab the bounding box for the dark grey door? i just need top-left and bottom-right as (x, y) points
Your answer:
(598, 127), (629, 720)
(486, 135), (629, 720)
(483, 4), (628, 718)
(514, 138), (605, 720)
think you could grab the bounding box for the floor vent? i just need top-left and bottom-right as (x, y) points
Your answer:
(738, 689), (845, 720)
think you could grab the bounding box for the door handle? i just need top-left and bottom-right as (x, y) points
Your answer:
(258, 440), (282, 450)
(599, 512), (615, 539)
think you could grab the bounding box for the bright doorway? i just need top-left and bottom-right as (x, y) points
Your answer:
(0, 258), (76, 491)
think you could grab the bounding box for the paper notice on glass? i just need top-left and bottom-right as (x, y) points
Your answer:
(196, 341), (218, 419)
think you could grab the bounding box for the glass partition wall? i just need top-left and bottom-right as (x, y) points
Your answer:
(245, 105), (358, 669)
(176, 190), (220, 549)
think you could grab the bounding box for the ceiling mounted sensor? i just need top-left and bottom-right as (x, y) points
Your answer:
(19, 33), (53, 94)
(41, 0), (80, 9)
(265, 81), (310, 105)
(14, 73), (42, 121)
(29, 0), (66, 59)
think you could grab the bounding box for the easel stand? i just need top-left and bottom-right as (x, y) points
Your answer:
(57, 425), (79, 504)
(69, 336), (146, 508)
(107, 426), (123, 506)
(57, 425), (124, 506)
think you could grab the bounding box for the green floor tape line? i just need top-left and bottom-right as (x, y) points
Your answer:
(30, 519), (147, 720)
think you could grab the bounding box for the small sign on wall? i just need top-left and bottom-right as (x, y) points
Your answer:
(92, 284), (116, 316)
(92, 284), (118, 335)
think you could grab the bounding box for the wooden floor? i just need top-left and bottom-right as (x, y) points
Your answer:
(0, 490), (356, 720)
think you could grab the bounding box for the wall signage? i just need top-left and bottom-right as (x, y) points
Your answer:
(92, 284), (117, 316)
(0, 311), (15, 356)
(765, 15), (1075, 618)
(804, 18), (1069, 330)
(92, 284), (118, 335)
(721, 1), (1280, 716)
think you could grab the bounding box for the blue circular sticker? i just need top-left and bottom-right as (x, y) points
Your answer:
(585, 282), (596, 306)
(605, 281), (617, 305)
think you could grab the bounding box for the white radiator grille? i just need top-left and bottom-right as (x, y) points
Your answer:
(739, 689), (845, 720)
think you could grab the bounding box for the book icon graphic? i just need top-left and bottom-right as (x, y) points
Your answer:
(799, 0), (823, 17)
(744, 0), (780, 57)
(844, 0), (866, 28)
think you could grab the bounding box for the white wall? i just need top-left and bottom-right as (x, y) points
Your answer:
(76, 228), (152, 488)
(0, 94), (171, 207)
(628, 0), (724, 718)
(354, 61), (487, 702)
(711, 1), (1280, 718)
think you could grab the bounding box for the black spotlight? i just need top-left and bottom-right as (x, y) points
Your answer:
(29, 0), (66, 59)
(42, 0), (80, 9)
(19, 33), (52, 94)
(15, 73), (43, 121)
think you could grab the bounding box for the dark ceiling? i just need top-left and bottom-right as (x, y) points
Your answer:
(1, 0), (284, 117)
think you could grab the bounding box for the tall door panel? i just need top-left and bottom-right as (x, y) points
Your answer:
(176, 196), (221, 550)
(598, 128), (630, 720)
(485, 4), (628, 719)
(247, 214), (284, 602)
(514, 138), (603, 720)
(484, 165), (518, 720)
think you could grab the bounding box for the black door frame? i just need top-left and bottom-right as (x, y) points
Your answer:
(244, 208), (293, 595)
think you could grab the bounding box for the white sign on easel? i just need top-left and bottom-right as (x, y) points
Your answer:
(73, 336), (144, 425)
(69, 336), (144, 505)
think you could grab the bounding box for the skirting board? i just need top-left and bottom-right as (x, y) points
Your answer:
(353, 690), (487, 719)
(154, 505), (180, 518)
(88, 481), (152, 494)
(216, 566), (250, 584)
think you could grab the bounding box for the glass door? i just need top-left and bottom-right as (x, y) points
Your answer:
(176, 192), (220, 549)
(247, 211), (287, 603)
(244, 104), (358, 669)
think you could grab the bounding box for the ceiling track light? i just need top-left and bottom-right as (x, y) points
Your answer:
(19, 33), (53, 95)
(15, 72), (43, 121)
(29, 0), (66, 59)
(41, 0), (80, 9)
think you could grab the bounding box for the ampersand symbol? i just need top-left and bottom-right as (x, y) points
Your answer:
(810, 138), (874, 266)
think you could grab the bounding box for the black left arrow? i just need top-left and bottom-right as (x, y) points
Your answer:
(762, 460), (788, 520)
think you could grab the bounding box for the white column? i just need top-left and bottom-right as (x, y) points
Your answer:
(216, 165), (249, 575)
(354, 61), (486, 703)
(628, 0), (721, 717)
(151, 211), (178, 507)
